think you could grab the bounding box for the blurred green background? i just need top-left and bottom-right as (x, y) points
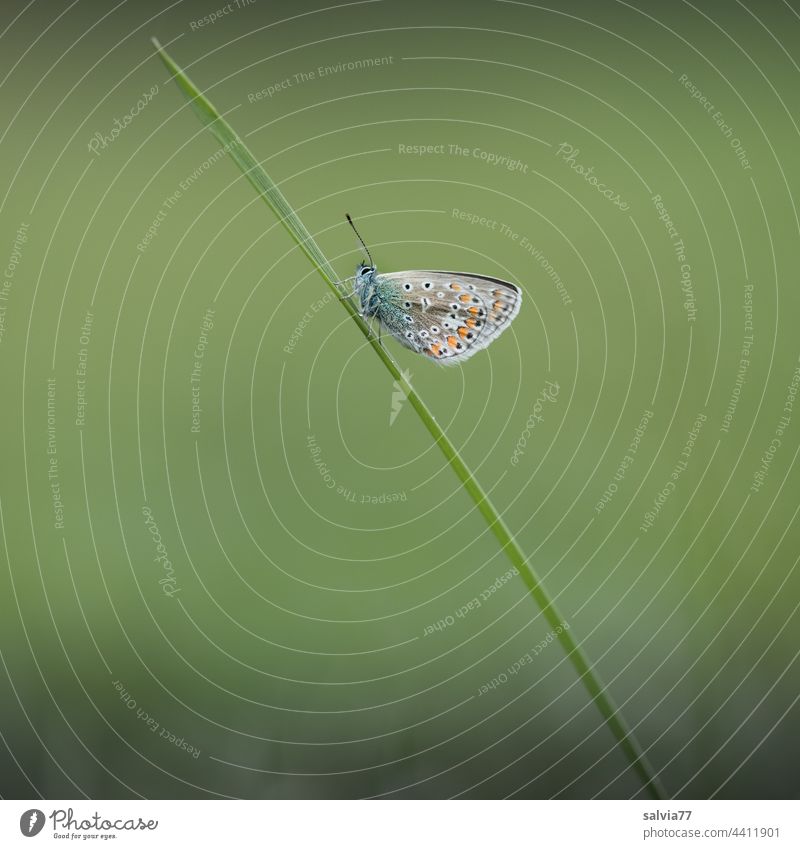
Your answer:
(0, 0), (798, 799)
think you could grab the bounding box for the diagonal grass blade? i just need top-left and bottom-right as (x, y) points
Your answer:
(151, 36), (664, 800)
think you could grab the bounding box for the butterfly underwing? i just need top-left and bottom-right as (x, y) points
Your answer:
(354, 266), (522, 364)
(346, 215), (522, 364)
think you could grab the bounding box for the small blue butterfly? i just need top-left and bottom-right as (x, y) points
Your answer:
(346, 215), (522, 364)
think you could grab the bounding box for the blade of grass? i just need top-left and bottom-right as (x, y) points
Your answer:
(151, 37), (664, 799)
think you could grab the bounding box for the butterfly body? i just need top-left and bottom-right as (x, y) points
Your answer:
(353, 261), (522, 364)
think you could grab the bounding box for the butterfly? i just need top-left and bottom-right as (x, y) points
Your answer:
(345, 215), (522, 364)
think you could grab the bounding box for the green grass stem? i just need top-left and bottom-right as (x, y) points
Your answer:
(151, 37), (664, 799)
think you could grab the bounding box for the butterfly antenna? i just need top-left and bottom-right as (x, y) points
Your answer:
(345, 213), (374, 268)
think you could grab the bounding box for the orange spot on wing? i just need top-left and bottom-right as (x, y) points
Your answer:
(458, 326), (469, 339)
(466, 318), (476, 328)
(494, 300), (503, 310)
(430, 342), (441, 355)
(447, 335), (458, 348)
(469, 306), (480, 315)
(450, 282), (461, 291)
(459, 293), (471, 302)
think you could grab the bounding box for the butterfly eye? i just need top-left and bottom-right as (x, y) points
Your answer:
(404, 315), (414, 323)
(450, 303), (459, 310)
(423, 281), (432, 289)
(405, 331), (413, 339)
(430, 325), (440, 333)
(420, 330), (429, 338)
(403, 282), (412, 291)
(403, 301), (412, 309)
(435, 291), (444, 298)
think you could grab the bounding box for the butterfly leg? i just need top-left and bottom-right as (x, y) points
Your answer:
(365, 315), (384, 348)
(332, 276), (357, 304)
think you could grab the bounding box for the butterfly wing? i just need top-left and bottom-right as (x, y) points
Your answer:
(377, 270), (522, 363)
